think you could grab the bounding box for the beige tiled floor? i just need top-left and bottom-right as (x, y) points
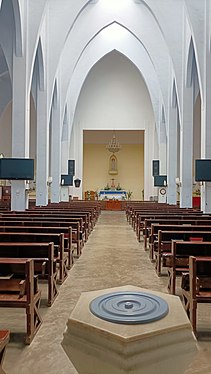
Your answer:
(2, 211), (211, 373)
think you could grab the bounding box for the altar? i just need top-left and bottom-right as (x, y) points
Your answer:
(99, 190), (127, 200)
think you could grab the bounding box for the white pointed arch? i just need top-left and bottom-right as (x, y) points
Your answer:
(171, 79), (178, 109)
(52, 2), (174, 136)
(61, 24), (165, 143)
(62, 105), (69, 142)
(31, 38), (45, 110)
(36, 38), (45, 91)
(186, 37), (200, 102)
(12, 0), (23, 57)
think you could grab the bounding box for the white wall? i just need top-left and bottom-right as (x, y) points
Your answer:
(74, 51), (154, 131)
(0, 101), (12, 156)
(0, 95), (37, 159)
(71, 51), (155, 198)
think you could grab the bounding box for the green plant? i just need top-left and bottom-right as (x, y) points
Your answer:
(127, 190), (132, 200)
(104, 184), (110, 190)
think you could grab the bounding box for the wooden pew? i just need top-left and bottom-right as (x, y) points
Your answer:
(181, 256), (211, 337)
(0, 232), (67, 284)
(0, 330), (10, 374)
(27, 210), (92, 238)
(0, 225), (73, 269)
(149, 224), (211, 261)
(126, 202), (177, 224)
(12, 210), (91, 241)
(163, 241), (211, 295)
(135, 210), (203, 235)
(45, 200), (101, 225)
(46, 201), (101, 223)
(0, 242), (57, 306)
(143, 218), (211, 249)
(0, 258), (42, 344)
(0, 217), (82, 256)
(156, 230), (211, 276)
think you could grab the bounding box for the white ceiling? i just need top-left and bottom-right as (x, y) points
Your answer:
(83, 130), (144, 144)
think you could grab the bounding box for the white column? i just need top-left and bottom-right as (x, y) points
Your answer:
(144, 125), (157, 200)
(200, 5), (211, 213)
(72, 124), (83, 199)
(51, 100), (62, 203)
(11, 55), (30, 211)
(180, 87), (193, 208)
(167, 106), (178, 205)
(60, 140), (69, 201)
(158, 121), (167, 203)
(36, 89), (49, 206)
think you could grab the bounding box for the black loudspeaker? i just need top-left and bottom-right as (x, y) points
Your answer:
(68, 160), (75, 176)
(152, 160), (159, 176)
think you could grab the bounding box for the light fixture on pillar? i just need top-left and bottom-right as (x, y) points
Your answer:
(47, 177), (52, 187)
(74, 178), (81, 188)
(106, 131), (122, 154)
(0, 153), (4, 159)
(175, 177), (181, 187)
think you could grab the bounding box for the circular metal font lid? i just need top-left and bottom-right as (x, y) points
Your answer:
(89, 291), (169, 324)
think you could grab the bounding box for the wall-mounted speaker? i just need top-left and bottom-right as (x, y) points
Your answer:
(68, 160), (75, 176)
(152, 160), (159, 176)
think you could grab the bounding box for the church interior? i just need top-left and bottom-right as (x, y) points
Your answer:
(1, 0), (211, 373)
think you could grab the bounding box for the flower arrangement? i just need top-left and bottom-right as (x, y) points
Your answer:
(104, 183), (110, 190)
(116, 183), (122, 191)
(127, 190), (132, 200)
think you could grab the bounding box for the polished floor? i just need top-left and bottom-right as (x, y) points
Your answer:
(2, 211), (211, 373)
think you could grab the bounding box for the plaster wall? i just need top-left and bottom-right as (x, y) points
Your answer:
(71, 51), (155, 198)
(83, 143), (144, 201)
(74, 51), (154, 132)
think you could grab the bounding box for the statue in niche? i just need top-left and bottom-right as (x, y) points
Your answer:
(109, 154), (118, 175)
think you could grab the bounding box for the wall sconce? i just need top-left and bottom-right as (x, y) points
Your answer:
(74, 178), (81, 188)
(175, 177), (181, 187)
(47, 176), (53, 186)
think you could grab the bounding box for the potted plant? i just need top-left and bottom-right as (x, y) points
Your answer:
(127, 190), (132, 200)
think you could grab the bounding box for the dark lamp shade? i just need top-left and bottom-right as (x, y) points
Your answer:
(74, 178), (81, 188)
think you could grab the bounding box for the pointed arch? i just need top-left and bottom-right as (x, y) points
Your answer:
(186, 38), (199, 90)
(12, 0), (23, 57)
(52, 80), (58, 109)
(171, 79), (178, 109)
(36, 39), (45, 91)
(0, 45), (12, 118)
(62, 105), (68, 141)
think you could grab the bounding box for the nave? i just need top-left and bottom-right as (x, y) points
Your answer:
(2, 211), (211, 374)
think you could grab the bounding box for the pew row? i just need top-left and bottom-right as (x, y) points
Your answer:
(0, 225), (73, 270)
(181, 256), (211, 337)
(0, 242), (58, 306)
(0, 258), (42, 344)
(0, 231), (68, 284)
(155, 229), (211, 276)
(143, 218), (211, 249)
(163, 241), (211, 295)
(0, 218), (82, 257)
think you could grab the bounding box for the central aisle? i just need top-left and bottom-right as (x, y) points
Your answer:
(4, 211), (211, 374)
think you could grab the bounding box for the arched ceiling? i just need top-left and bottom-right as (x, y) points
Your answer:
(53, 0), (177, 139)
(0, 0), (204, 145)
